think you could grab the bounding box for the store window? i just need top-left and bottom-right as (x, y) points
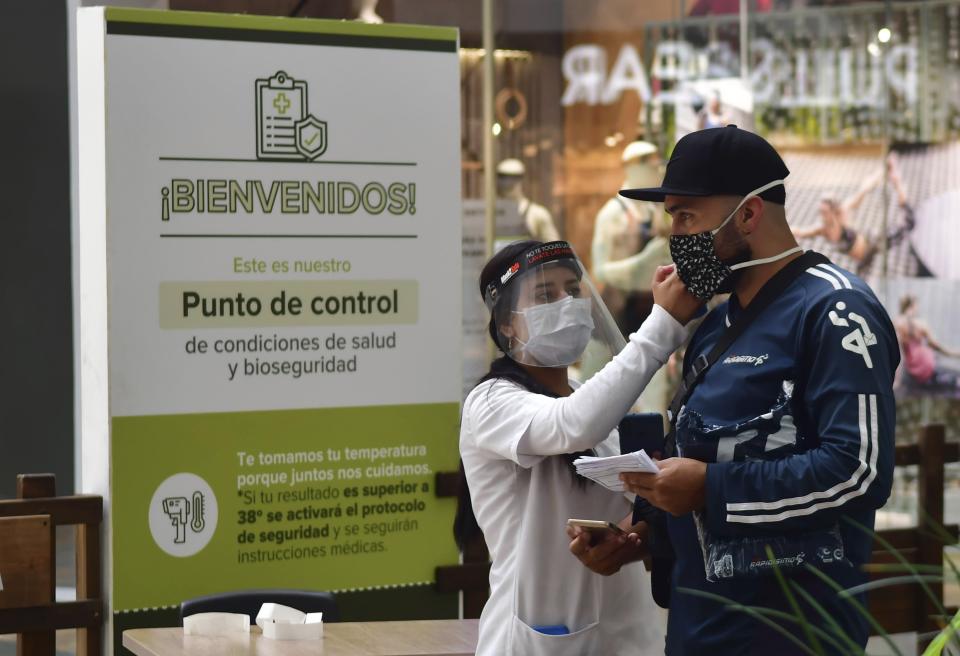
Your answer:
(173, 0), (960, 425)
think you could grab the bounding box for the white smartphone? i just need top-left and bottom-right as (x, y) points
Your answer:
(566, 518), (626, 535)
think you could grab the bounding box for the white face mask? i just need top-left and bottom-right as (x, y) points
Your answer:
(514, 296), (595, 367)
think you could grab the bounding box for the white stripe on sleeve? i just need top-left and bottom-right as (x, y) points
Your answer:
(726, 394), (873, 513)
(818, 263), (853, 289)
(806, 267), (842, 290)
(725, 395), (878, 524)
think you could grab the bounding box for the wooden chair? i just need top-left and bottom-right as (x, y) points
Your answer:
(869, 424), (958, 650)
(436, 424), (959, 649)
(0, 474), (103, 656)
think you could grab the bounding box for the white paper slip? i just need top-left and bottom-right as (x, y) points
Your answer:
(256, 603), (324, 641)
(183, 612), (250, 636)
(262, 620), (324, 641)
(573, 450), (660, 491)
(256, 603), (305, 628)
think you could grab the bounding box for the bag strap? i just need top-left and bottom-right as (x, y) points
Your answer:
(664, 250), (829, 454)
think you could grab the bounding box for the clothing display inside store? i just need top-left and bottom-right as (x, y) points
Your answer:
(495, 158), (560, 243)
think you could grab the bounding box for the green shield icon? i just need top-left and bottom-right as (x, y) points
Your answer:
(295, 115), (328, 160)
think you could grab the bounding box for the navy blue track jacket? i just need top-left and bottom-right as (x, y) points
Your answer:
(665, 257), (898, 655)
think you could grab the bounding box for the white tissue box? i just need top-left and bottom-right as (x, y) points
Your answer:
(262, 619), (324, 640)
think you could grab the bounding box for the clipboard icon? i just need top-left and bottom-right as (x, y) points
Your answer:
(256, 71), (307, 159)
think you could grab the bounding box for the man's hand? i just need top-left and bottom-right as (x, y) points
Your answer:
(566, 516), (647, 576)
(621, 458), (707, 516)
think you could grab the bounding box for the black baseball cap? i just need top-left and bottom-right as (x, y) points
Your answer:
(620, 125), (789, 204)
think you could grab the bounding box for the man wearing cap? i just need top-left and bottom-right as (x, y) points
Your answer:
(570, 126), (898, 654)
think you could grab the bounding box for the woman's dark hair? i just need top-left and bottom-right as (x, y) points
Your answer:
(454, 241), (593, 550)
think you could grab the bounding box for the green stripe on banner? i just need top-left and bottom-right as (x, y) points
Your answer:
(104, 8), (458, 51)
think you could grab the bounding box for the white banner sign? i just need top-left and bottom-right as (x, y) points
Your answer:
(77, 9), (461, 652)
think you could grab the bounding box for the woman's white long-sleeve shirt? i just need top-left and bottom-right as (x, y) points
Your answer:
(460, 305), (689, 655)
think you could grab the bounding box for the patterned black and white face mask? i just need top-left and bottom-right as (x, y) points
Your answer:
(669, 180), (792, 301)
(669, 230), (735, 300)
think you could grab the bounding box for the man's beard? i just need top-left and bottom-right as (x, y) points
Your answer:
(715, 233), (752, 295)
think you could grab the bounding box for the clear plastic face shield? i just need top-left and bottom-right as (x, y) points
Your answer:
(483, 242), (625, 368)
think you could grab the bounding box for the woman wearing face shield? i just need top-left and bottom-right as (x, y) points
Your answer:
(455, 240), (701, 655)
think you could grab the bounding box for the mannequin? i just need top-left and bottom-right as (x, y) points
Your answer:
(495, 159), (560, 242)
(586, 141), (674, 417)
(591, 141), (671, 324)
(353, 0), (383, 24)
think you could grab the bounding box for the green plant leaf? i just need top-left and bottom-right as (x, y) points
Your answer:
(803, 564), (903, 656)
(844, 516), (948, 617)
(921, 606), (960, 656)
(916, 509), (960, 592)
(789, 580), (865, 655)
(942, 551), (960, 588)
(842, 574), (944, 597)
(917, 506), (959, 547)
(677, 586), (824, 656)
(766, 545), (825, 655)
(862, 563), (944, 575)
(677, 587), (858, 653)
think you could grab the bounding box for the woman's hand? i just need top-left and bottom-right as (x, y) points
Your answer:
(652, 265), (703, 324)
(566, 516), (648, 576)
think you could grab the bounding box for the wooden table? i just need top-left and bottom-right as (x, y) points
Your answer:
(122, 619), (479, 656)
